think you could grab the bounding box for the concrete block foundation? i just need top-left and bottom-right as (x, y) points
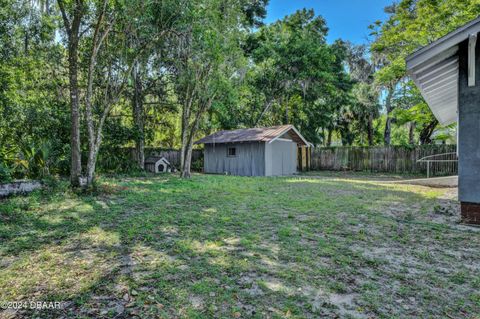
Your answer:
(461, 202), (480, 225)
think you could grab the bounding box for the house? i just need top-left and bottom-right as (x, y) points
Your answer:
(145, 156), (173, 173)
(194, 125), (310, 176)
(406, 16), (480, 224)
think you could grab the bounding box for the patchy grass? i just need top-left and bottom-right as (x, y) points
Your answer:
(300, 170), (425, 181)
(0, 173), (479, 318)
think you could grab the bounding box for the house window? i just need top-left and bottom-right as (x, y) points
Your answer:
(227, 147), (237, 157)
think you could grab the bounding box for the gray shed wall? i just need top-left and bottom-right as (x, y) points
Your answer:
(265, 140), (297, 176)
(458, 40), (480, 203)
(204, 142), (266, 176)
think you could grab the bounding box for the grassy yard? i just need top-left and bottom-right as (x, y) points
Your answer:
(0, 173), (479, 318)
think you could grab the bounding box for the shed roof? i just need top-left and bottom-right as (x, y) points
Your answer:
(406, 16), (480, 125)
(195, 125), (309, 146)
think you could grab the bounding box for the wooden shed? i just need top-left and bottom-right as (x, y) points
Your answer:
(195, 125), (310, 176)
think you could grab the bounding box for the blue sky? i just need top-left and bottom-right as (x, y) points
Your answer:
(265, 0), (393, 44)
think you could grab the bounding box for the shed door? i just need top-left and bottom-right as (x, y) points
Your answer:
(271, 140), (296, 175)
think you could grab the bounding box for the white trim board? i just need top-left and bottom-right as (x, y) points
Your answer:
(406, 17), (480, 126)
(407, 16), (480, 69)
(268, 126), (309, 146)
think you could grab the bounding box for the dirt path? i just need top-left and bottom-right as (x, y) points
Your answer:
(389, 176), (458, 188)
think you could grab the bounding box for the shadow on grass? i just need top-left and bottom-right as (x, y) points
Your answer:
(0, 175), (478, 318)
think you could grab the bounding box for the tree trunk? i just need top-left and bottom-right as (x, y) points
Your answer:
(181, 121), (198, 178)
(180, 84), (195, 172)
(181, 96), (215, 178)
(85, 112), (109, 186)
(180, 105), (188, 172)
(408, 121), (416, 145)
(326, 129), (332, 147)
(86, 111), (109, 187)
(284, 95), (289, 124)
(383, 87), (394, 146)
(367, 114), (374, 146)
(132, 63), (145, 169)
(181, 143), (193, 178)
(255, 99), (273, 126)
(86, 146), (99, 186)
(68, 38), (83, 187)
(419, 119), (438, 145)
(384, 117), (392, 145)
(60, 2), (84, 188)
(83, 4), (116, 188)
(24, 30), (29, 54)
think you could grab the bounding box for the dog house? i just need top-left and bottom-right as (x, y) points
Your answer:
(145, 156), (171, 173)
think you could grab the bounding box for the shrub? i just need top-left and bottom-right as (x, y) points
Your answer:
(191, 157), (204, 172)
(97, 147), (139, 174)
(0, 163), (12, 183)
(13, 142), (55, 180)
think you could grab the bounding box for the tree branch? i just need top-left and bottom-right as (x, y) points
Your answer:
(57, 0), (71, 35)
(85, 0), (113, 153)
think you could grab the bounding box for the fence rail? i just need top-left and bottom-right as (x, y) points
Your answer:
(310, 145), (458, 176)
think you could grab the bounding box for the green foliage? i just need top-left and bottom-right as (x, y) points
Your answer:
(0, 163), (12, 183)
(391, 123), (411, 146)
(2, 0), (473, 186)
(97, 148), (139, 174)
(0, 0), (70, 181)
(191, 157), (204, 172)
(0, 141), (60, 181)
(15, 142), (59, 179)
(15, 142), (52, 179)
(370, 0), (480, 145)
(214, 9), (351, 144)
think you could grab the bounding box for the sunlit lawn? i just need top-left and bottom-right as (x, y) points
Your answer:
(0, 173), (479, 318)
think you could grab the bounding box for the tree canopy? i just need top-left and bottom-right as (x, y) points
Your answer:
(0, 0), (476, 185)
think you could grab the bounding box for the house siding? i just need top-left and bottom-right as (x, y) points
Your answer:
(204, 142), (266, 176)
(458, 40), (480, 203)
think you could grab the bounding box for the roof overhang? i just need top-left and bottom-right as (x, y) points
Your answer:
(268, 125), (309, 146)
(406, 16), (480, 126)
(194, 125), (310, 146)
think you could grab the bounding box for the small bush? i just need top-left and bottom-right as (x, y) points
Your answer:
(0, 163), (12, 183)
(191, 157), (204, 172)
(97, 147), (139, 174)
(41, 175), (65, 192)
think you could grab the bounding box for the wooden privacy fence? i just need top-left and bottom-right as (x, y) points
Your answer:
(310, 145), (458, 176)
(127, 145), (457, 176)
(129, 148), (204, 169)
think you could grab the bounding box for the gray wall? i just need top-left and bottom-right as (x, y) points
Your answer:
(458, 40), (480, 203)
(265, 140), (297, 176)
(204, 142), (266, 176)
